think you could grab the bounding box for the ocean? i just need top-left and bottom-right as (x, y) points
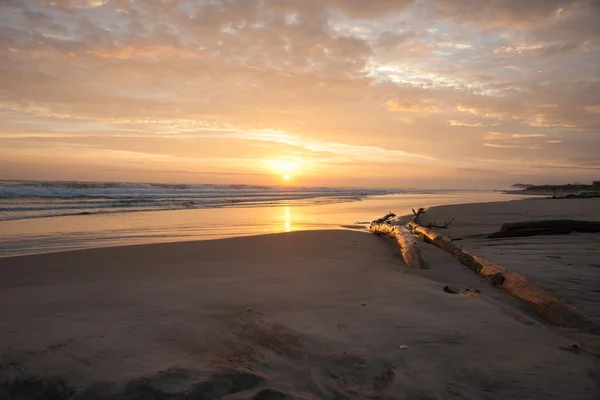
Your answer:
(0, 180), (524, 257)
(0, 180), (398, 221)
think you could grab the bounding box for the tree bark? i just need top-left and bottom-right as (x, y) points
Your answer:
(370, 223), (428, 269)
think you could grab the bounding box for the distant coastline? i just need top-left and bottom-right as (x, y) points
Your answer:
(504, 181), (600, 198)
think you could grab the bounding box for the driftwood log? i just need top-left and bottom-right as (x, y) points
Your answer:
(370, 222), (428, 269)
(407, 222), (596, 329)
(489, 219), (600, 238)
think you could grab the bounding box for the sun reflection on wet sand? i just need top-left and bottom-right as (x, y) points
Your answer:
(284, 206), (291, 232)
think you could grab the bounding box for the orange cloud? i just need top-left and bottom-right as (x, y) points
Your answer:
(584, 105), (600, 113)
(526, 115), (580, 129)
(485, 132), (545, 140)
(484, 143), (541, 150)
(2, 0), (600, 186)
(411, 44), (432, 56)
(44, 0), (107, 9)
(86, 45), (201, 60)
(387, 99), (437, 113)
(448, 120), (483, 127)
(456, 104), (506, 118)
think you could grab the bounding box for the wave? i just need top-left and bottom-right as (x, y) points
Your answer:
(0, 180), (401, 221)
(0, 180), (383, 199)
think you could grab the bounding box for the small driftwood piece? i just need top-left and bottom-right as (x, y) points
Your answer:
(412, 208), (425, 225)
(370, 216), (428, 269)
(489, 219), (600, 238)
(372, 212), (396, 225)
(407, 222), (595, 329)
(426, 218), (455, 229)
(412, 207), (454, 229)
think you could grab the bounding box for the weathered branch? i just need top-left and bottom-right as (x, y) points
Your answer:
(407, 221), (596, 330)
(412, 207), (455, 228)
(425, 218), (455, 229)
(370, 222), (428, 269)
(371, 212), (396, 226)
(411, 207), (426, 225)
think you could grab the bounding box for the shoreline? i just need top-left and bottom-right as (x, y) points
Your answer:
(0, 191), (528, 258)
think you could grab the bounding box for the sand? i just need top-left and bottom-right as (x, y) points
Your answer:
(1, 203), (599, 398)
(398, 198), (600, 321)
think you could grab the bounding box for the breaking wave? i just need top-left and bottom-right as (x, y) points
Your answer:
(0, 180), (405, 221)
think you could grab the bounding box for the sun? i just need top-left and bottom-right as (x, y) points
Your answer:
(266, 159), (301, 182)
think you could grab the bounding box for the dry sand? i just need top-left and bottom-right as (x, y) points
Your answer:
(1, 208), (599, 398)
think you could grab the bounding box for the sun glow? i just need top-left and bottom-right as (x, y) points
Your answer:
(266, 159), (301, 182)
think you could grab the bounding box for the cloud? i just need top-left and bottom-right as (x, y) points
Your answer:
(387, 99), (437, 113)
(539, 104), (559, 108)
(485, 132), (546, 140)
(483, 143), (519, 148)
(0, 0), (599, 186)
(327, 0), (415, 18)
(584, 105), (600, 113)
(546, 140), (563, 143)
(483, 131), (549, 151)
(375, 30), (419, 50)
(456, 105), (507, 118)
(484, 143), (541, 150)
(525, 115), (581, 129)
(438, 42), (472, 50)
(428, 0), (580, 30)
(42, 0), (107, 10)
(85, 45), (202, 60)
(494, 40), (582, 58)
(448, 120), (484, 127)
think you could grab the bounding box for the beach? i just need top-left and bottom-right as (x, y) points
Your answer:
(1, 198), (599, 399)
(4, 0), (600, 397)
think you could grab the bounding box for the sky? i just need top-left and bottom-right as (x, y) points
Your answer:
(1, 0), (599, 189)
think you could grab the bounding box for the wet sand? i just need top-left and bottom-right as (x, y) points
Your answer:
(0, 191), (524, 258)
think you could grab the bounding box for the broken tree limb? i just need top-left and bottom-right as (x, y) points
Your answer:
(371, 212), (396, 225)
(425, 217), (455, 229)
(412, 207), (426, 225)
(370, 223), (428, 269)
(411, 207), (454, 229)
(488, 219), (600, 238)
(407, 221), (596, 330)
